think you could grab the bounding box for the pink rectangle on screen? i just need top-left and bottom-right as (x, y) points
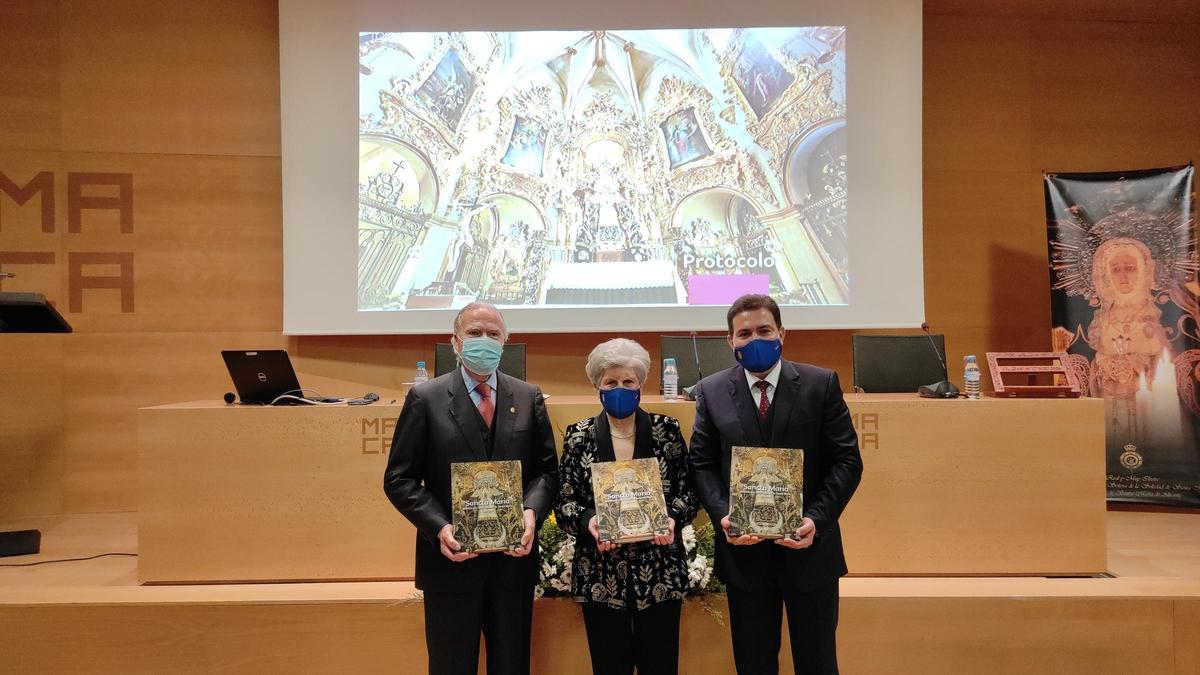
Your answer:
(687, 274), (769, 305)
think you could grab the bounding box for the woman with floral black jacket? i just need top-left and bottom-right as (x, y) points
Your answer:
(555, 338), (700, 675)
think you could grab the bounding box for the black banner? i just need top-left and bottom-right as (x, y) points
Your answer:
(1046, 164), (1200, 506)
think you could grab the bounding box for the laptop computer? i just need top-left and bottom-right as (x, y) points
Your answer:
(222, 350), (304, 405)
(0, 292), (73, 333)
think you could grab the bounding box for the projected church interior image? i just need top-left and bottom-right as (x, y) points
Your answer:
(358, 28), (846, 310)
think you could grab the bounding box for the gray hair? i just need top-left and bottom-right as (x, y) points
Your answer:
(585, 338), (651, 388)
(453, 301), (508, 338)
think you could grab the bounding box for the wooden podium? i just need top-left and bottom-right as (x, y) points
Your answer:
(137, 395), (1107, 584)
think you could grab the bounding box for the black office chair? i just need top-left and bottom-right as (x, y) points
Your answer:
(851, 334), (948, 393)
(433, 342), (527, 381)
(659, 335), (737, 392)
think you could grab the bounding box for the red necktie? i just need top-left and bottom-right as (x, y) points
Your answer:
(755, 380), (770, 419)
(476, 382), (494, 427)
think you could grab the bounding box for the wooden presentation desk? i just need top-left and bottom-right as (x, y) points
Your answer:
(137, 394), (1106, 584)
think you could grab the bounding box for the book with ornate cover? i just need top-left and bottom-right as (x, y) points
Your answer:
(727, 446), (805, 539)
(450, 459), (524, 553)
(590, 457), (671, 544)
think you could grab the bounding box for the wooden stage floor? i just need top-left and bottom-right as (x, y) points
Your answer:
(2, 511), (1199, 674)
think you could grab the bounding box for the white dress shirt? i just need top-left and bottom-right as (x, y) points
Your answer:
(460, 366), (498, 407)
(743, 359), (782, 407)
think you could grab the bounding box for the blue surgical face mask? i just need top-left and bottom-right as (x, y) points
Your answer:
(734, 338), (782, 373)
(599, 386), (640, 419)
(458, 336), (504, 375)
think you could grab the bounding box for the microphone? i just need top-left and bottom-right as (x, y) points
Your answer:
(917, 322), (960, 399)
(920, 322), (947, 373)
(681, 331), (704, 400)
(348, 392), (380, 406)
(223, 392), (237, 405)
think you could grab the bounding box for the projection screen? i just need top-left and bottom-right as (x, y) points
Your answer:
(280, 0), (923, 334)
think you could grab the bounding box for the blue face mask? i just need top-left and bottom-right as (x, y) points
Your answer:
(599, 386), (640, 419)
(734, 338), (782, 373)
(458, 336), (504, 375)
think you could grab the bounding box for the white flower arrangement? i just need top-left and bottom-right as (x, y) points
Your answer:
(536, 516), (722, 598)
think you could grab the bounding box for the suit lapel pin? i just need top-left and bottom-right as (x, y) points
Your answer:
(509, 406), (516, 413)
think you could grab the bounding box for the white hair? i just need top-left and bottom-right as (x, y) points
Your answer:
(585, 338), (651, 388)
(453, 301), (508, 338)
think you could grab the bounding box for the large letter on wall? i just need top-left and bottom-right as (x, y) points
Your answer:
(69, 252), (135, 313)
(67, 172), (133, 233)
(0, 171), (55, 233)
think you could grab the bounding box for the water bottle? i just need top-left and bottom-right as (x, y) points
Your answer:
(413, 360), (429, 386)
(663, 358), (679, 401)
(963, 355), (981, 400)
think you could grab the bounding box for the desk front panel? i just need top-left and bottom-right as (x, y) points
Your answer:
(138, 395), (1106, 583)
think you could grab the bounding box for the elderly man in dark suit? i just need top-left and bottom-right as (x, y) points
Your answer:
(384, 301), (558, 675)
(688, 294), (863, 675)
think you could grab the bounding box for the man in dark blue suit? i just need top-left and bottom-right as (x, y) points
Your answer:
(384, 302), (558, 675)
(688, 294), (863, 674)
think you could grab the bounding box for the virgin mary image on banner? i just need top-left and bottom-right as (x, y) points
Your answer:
(1046, 164), (1200, 506)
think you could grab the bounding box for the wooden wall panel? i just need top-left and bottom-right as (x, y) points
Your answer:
(1029, 20), (1200, 170)
(923, 169), (1052, 385)
(0, 603), (428, 674)
(0, 594), (1188, 674)
(62, 331), (286, 512)
(926, 0), (1200, 24)
(923, 14), (1033, 174)
(838, 597), (1177, 675)
(57, 0), (281, 157)
(2, 0), (286, 516)
(0, 1), (60, 151)
(0, 334), (65, 515)
(290, 334), (433, 396)
(52, 152), (282, 334)
(922, 11), (1045, 387)
(1176, 599), (1200, 675)
(0, 153), (65, 303)
(0, 152), (66, 516)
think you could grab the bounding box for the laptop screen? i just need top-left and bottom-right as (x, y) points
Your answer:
(221, 350), (303, 405)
